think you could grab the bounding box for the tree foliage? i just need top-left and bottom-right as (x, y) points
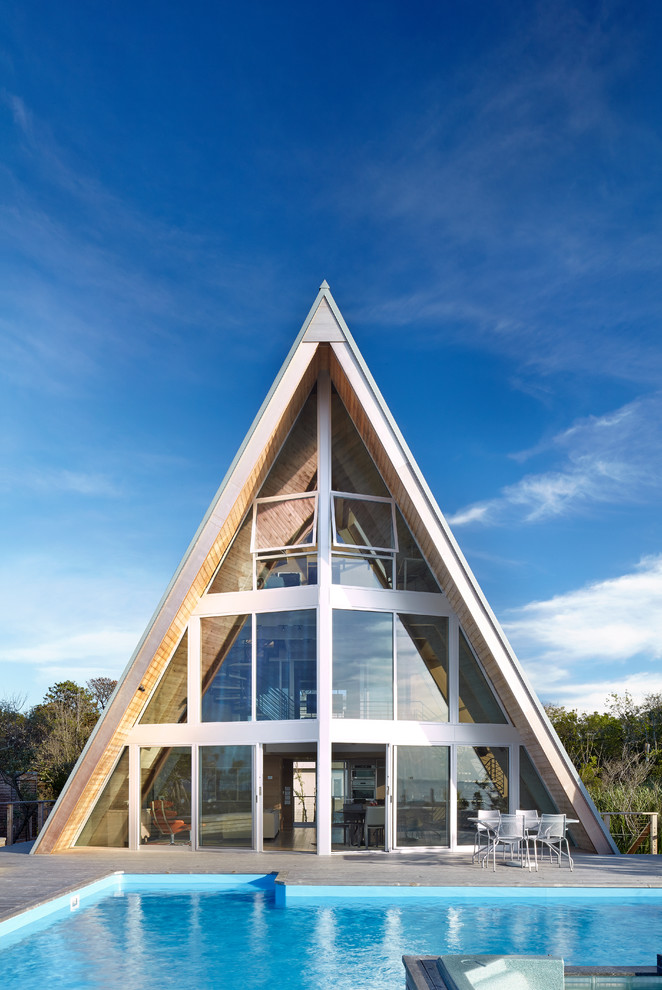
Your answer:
(0, 697), (38, 801)
(545, 692), (662, 850)
(0, 677), (117, 801)
(545, 692), (662, 783)
(30, 680), (102, 797)
(87, 676), (117, 710)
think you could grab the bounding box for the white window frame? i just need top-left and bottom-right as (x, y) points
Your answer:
(251, 492), (318, 555)
(331, 491), (398, 554)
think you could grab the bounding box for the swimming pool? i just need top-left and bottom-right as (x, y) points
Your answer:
(1, 875), (661, 990)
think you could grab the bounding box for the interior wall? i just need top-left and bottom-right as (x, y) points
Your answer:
(263, 754), (282, 815)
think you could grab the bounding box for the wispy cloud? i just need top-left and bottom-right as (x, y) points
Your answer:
(503, 555), (662, 710)
(537, 672), (661, 716)
(339, 4), (662, 386)
(0, 554), (162, 706)
(448, 393), (662, 526)
(0, 466), (123, 498)
(0, 91), (290, 397)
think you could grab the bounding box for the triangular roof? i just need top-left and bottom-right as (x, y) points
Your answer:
(34, 283), (616, 854)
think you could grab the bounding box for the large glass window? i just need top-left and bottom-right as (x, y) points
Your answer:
(396, 615), (449, 721)
(331, 553), (392, 589)
(256, 553), (317, 590)
(395, 508), (439, 593)
(253, 494), (317, 552)
(258, 389), (317, 498)
(256, 610), (317, 720)
(207, 513), (253, 595)
(331, 389), (389, 496)
(75, 748), (129, 847)
(140, 746), (191, 846)
(396, 746), (449, 847)
(519, 746), (558, 815)
(456, 745), (509, 845)
(458, 630), (507, 724)
(332, 610), (393, 719)
(333, 495), (396, 552)
(201, 615), (252, 722)
(207, 389), (317, 596)
(200, 745), (252, 848)
(332, 496), (396, 589)
(139, 631), (187, 724)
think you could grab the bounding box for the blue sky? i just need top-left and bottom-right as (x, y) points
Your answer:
(1, 0), (661, 712)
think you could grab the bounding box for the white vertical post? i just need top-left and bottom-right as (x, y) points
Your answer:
(188, 617), (201, 725)
(448, 616), (459, 849)
(448, 616), (459, 724)
(510, 744), (520, 815)
(128, 745), (140, 850)
(316, 368), (333, 855)
(254, 743), (263, 851)
(189, 744), (198, 850)
(386, 744), (393, 851)
(449, 745), (457, 850)
(188, 616), (201, 850)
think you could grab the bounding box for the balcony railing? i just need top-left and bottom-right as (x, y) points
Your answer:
(0, 800), (55, 846)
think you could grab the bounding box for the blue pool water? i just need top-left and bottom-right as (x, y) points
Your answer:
(1, 877), (661, 990)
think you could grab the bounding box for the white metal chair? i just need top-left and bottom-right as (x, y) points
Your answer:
(471, 809), (500, 863)
(534, 813), (574, 871)
(482, 813), (536, 872)
(516, 809), (540, 871)
(515, 808), (540, 830)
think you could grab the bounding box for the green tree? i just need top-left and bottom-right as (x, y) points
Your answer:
(0, 697), (38, 801)
(30, 680), (101, 798)
(87, 676), (117, 711)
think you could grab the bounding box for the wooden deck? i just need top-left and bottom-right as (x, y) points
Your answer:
(2, 843), (662, 926)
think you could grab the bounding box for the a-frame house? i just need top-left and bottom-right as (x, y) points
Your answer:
(34, 283), (616, 856)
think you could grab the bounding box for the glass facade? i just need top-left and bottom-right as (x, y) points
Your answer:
(140, 746), (191, 846)
(207, 513), (253, 594)
(396, 745), (449, 846)
(332, 609), (393, 719)
(519, 746), (558, 815)
(140, 631), (188, 724)
(395, 508), (439, 593)
(254, 495), (317, 552)
(331, 389), (389, 496)
(202, 614), (252, 722)
(331, 553), (392, 589)
(256, 610), (316, 720)
(333, 495), (395, 551)
(258, 389), (317, 498)
(200, 745), (252, 848)
(256, 553), (317, 590)
(456, 744), (509, 844)
(75, 748), (129, 847)
(71, 367), (560, 856)
(458, 630), (507, 724)
(396, 614), (449, 721)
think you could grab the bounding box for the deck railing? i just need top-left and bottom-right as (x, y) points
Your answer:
(0, 800), (55, 846)
(602, 811), (658, 854)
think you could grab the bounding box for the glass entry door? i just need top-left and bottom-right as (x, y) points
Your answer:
(395, 745), (449, 847)
(331, 747), (387, 851)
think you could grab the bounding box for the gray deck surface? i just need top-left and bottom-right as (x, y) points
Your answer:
(2, 844), (662, 924)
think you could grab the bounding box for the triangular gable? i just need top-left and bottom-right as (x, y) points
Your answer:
(34, 283), (615, 854)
